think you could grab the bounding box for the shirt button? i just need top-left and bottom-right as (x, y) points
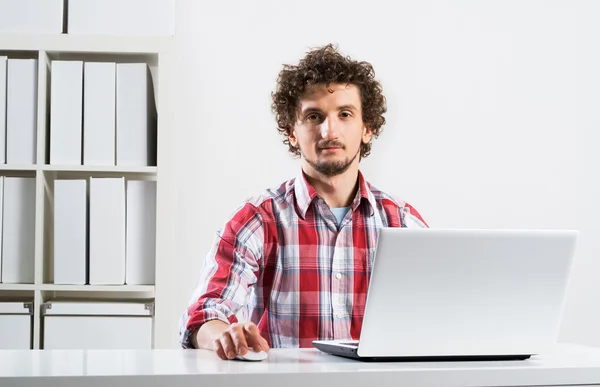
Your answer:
(335, 272), (342, 280)
(336, 312), (344, 319)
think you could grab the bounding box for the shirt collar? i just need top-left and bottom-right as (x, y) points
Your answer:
(293, 169), (376, 219)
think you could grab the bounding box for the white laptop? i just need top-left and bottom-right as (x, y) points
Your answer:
(313, 228), (579, 361)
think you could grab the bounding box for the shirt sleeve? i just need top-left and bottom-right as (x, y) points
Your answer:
(178, 204), (264, 348)
(401, 203), (429, 228)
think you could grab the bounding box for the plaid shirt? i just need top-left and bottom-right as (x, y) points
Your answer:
(179, 170), (428, 348)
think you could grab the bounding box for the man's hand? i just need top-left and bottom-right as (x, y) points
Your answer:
(195, 320), (270, 360)
(213, 322), (270, 360)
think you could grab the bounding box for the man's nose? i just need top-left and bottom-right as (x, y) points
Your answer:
(319, 117), (337, 139)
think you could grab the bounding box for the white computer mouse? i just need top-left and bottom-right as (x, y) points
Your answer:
(235, 349), (268, 361)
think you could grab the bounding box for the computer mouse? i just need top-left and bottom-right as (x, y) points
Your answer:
(234, 349), (268, 361)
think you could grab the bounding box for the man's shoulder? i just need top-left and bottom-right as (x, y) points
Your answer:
(232, 177), (295, 218)
(365, 180), (429, 228)
(366, 181), (407, 209)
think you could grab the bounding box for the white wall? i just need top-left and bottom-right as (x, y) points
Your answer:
(171, 0), (600, 348)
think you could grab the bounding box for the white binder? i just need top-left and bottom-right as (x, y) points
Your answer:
(0, 56), (7, 164)
(0, 177), (3, 283)
(67, 0), (174, 36)
(84, 62), (116, 166)
(89, 177), (125, 285)
(6, 59), (38, 165)
(126, 180), (156, 285)
(54, 179), (87, 285)
(116, 63), (156, 166)
(1, 177), (36, 284)
(50, 61), (83, 165)
(0, 0), (64, 34)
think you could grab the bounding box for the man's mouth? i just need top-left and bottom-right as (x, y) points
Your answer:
(319, 142), (344, 151)
(320, 147), (343, 153)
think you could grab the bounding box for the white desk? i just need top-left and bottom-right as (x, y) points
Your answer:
(1, 344), (600, 387)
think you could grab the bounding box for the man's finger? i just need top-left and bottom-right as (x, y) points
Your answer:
(249, 340), (263, 352)
(244, 322), (267, 352)
(213, 339), (227, 360)
(243, 322), (257, 332)
(260, 336), (270, 352)
(245, 323), (269, 352)
(219, 332), (237, 360)
(230, 324), (249, 355)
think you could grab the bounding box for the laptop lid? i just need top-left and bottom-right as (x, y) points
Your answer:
(357, 228), (578, 358)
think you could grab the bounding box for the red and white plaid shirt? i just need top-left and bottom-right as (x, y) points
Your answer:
(179, 170), (428, 348)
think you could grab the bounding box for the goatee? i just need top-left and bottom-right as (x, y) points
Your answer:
(301, 145), (361, 177)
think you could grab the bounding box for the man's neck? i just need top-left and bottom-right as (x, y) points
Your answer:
(302, 165), (360, 208)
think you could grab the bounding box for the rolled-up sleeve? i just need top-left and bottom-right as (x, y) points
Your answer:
(178, 204), (264, 348)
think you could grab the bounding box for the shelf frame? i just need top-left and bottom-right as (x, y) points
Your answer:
(0, 33), (176, 350)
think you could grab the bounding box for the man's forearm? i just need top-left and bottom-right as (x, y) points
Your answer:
(193, 320), (230, 349)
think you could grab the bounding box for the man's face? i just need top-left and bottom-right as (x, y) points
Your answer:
(289, 83), (373, 177)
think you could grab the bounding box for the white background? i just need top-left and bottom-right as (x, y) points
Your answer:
(171, 0), (600, 348)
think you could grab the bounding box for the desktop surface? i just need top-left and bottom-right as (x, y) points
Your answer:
(1, 343), (600, 387)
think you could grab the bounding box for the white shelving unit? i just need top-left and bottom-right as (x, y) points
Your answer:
(0, 33), (177, 349)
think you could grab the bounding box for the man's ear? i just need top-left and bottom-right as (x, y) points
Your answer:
(362, 126), (373, 144)
(288, 128), (298, 148)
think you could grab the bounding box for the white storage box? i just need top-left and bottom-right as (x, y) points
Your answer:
(68, 0), (175, 36)
(42, 301), (154, 349)
(0, 0), (63, 34)
(0, 302), (33, 349)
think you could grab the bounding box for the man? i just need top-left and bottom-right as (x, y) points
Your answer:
(179, 44), (428, 359)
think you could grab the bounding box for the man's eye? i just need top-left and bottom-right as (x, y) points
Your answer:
(340, 111), (352, 118)
(307, 114), (320, 121)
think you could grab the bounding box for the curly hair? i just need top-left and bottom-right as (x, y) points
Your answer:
(271, 44), (387, 159)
